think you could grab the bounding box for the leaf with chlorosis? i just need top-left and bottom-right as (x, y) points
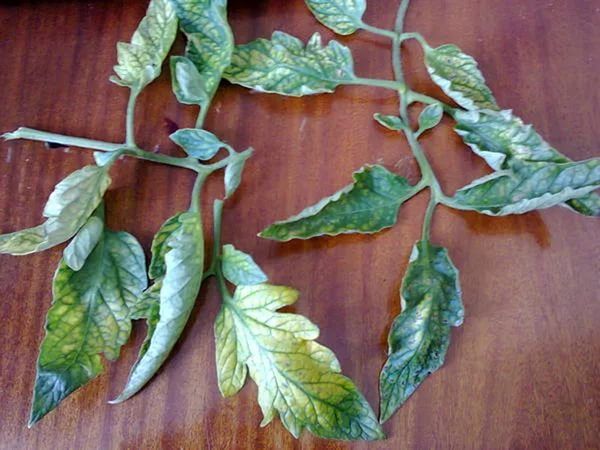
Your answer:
(214, 283), (384, 440)
(221, 244), (268, 286)
(112, 212), (204, 402)
(224, 31), (356, 96)
(0, 165), (110, 255)
(260, 165), (419, 241)
(170, 128), (226, 160)
(451, 158), (600, 216)
(29, 229), (147, 425)
(111, 0), (178, 90)
(304, 0), (366, 35)
(454, 109), (600, 216)
(380, 240), (464, 423)
(424, 44), (499, 111)
(170, 0), (233, 106)
(417, 104), (444, 134)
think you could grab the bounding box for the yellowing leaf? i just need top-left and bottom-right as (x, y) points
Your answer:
(305, 0), (366, 35)
(30, 229), (147, 425)
(0, 165), (110, 255)
(111, 0), (178, 90)
(214, 284), (384, 440)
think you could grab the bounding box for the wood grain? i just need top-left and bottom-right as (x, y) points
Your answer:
(0, 1), (598, 449)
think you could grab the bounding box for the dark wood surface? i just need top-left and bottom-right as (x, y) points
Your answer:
(0, 1), (598, 449)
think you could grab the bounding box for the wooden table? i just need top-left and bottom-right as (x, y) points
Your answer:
(0, 1), (598, 449)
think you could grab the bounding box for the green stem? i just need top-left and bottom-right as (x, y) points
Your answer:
(126, 88), (139, 147)
(189, 172), (207, 212)
(399, 31), (428, 48)
(3, 127), (123, 152)
(211, 199), (233, 301)
(359, 22), (398, 40)
(421, 196), (437, 240)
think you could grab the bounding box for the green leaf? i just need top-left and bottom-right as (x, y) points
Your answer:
(260, 165), (419, 241)
(304, 0), (366, 35)
(454, 109), (600, 216)
(221, 244), (268, 286)
(170, 0), (233, 105)
(424, 44), (498, 111)
(148, 212), (184, 280)
(379, 240), (463, 423)
(224, 31), (356, 96)
(417, 104), (444, 134)
(170, 128), (225, 160)
(112, 212), (204, 402)
(214, 284), (384, 440)
(0, 165), (111, 255)
(451, 158), (600, 216)
(63, 216), (104, 271)
(30, 229), (147, 425)
(111, 0), (178, 90)
(373, 113), (405, 131)
(224, 149), (252, 198)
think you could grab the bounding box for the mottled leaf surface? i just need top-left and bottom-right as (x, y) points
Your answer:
(111, 0), (177, 89)
(113, 212), (203, 402)
(451, 158), (600, 216)
(170, 0), (233, 105)
(454, 109), (600, 216)
(305, 0), (366, 35)
(425, 44), (498, 111)
(260, 165), (418, 240)
(221, 244), (268, 286)
(170, 128), (226, 160)
(380, 241), (463, 423)
(30, 230), (147, 425)
(214, 284), (384, 440)
(0, 165), (110, 255)
(224, 31), (356, 96)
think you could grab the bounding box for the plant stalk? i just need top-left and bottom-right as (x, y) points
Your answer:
(126, 88), (139, 147)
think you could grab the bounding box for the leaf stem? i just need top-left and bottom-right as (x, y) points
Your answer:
(359, 22), (398, 40)
(126, 88), (140, 147)
(189, 172), (207, 212)
(211, 199), (233, 302)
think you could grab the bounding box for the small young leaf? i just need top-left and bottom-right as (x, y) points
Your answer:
(451, 158), (600, 216)
(170, 128), (225, 160)
(221, 244), (268, 286)
(170, 0), (234, 105)
(304, 0), (366, 35)
(424, 44), (498, 111)
(224, 31), (356, 96)
(93, 151), (118, 167)
(373, 113), (405, 131)
(111, 0), (178, 90)
(260, 165), (419, 241)
(380, 240), (463, 423)
(454, 109), (600, 216)
(0, 165), (110, 255)
(214, 284), (384, 440)
(417, 103), (444, 134)
(224, 149), (252, 198)
(170, 56), (209, 106)
(63, 216), (104, 271)
(112, 212), (204, 402)
(30, 230), (147, 425)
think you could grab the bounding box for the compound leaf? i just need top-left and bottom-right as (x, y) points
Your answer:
(221, 244), (268, 286)
(380, 240), (463, 423)
(170, 0), (233, 106)
(30, 229), (147, 425)
(111, 0), (178, 90)
(0, 165), (110, 255)
(224, 31), (356, 96)
(454, 109), (600, 216)
(112, 212), (204, 402)
(451, 158), (600, 216)
(170, 128), (226, 160)
(260, 165), (419, 241)
(305, 0), (366, 35)
(424, 44), (498, 111)
(214, 283), (384, 440)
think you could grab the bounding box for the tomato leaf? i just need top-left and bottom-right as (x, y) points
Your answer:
(304, 0), (366, 35)
(221, 244), (268, 286)
(260, 165), (419, 240)
(214, 283), (384, 440)
(379, 240), (463, 423)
